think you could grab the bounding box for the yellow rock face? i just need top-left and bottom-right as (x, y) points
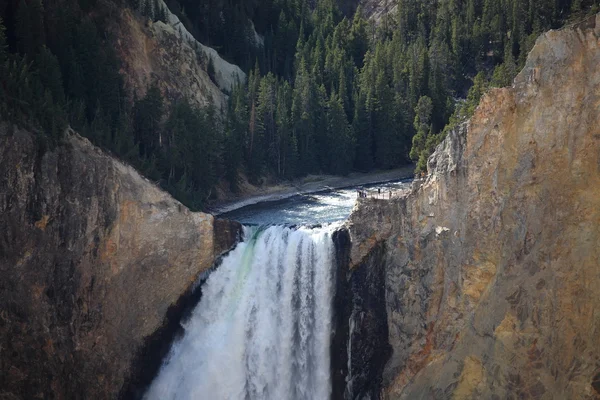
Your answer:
(453, 356), (485, 400)
(109, 9), (227, 110)
(347, 13), (600, 400)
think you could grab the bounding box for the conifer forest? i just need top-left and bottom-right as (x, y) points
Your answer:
(1, 0), (598, 209)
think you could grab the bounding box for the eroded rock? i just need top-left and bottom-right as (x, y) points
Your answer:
(0, 126), (241, 399)
(110, 9), (230, 110)
(345, 13), (600, 400)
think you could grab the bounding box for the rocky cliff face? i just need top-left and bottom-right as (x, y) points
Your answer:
(344, 14), (600, 399)
(0, 125), (241, 399)
(358, 0), (397, 23)
(110, 6), (246, 110)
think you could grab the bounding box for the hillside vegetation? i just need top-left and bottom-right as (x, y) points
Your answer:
(1, 0), (598, 209)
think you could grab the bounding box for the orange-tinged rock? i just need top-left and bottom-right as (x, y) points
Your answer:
(345, 13), (600, 400)
(0, 127), (241, 399)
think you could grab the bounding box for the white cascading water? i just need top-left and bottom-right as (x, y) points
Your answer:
(145, 225), (336, 400)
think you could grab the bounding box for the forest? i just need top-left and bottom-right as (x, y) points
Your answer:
(1, 0), (599, 209)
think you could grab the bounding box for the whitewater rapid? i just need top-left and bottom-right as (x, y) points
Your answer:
(144, 225), (336, 400)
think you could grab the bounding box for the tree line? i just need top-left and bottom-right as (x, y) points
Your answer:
(187, 0), (599, 178)
(1, 0), (598, 210)
(0, 0), (224, 208)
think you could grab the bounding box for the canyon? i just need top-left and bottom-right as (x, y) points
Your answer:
(0, 126), (240, 399)
(342, 13), (600, 399)
(0, 8), (599, 400)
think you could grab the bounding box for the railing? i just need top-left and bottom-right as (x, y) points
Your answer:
(355, 188), (410, 200)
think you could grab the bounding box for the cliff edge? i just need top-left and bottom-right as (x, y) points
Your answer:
(346, 13), (600, 399)
(0, 126), (241, 399)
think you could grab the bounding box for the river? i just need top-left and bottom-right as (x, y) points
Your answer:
(219, 178), (412, 226)
(144, 178), (411, 400)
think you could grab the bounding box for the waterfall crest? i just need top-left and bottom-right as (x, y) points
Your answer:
(145, 225), (336, 400)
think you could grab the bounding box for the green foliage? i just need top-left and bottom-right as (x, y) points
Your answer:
(36, 46), (66, 106)
(15, 0), (45, 55)
(1, 0), (594, 211)
(410, 96), (433, 169)
(465, 72), (489, 117)
(165, 99), (220, 203)
(0, 17), (6, 67)
(133, 0), (598, 187)
(223, 84), (248, 191)
(491, 43), (517, 87)
(352, 93), (373, 171)
(133, 84), (163, 157)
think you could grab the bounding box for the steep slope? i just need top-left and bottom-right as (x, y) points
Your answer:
(155, 0), (246, 93)
(358, 0), (397, 22)
(0, 125), (241, 399)
(112, 10), (226, 109)
(344, 13), (600, 399)
(111, 4), (246, 109)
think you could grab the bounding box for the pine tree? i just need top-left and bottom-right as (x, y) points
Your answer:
(337, 67), (350, 119)
(15, 0), (46, 55)
(224, 85), (248, 189)
(275, 80), (296, 178)
(326, 93), (354, 175)
(36, 46), (65, 106)
(255, 73), (278, 175)
(491, 41), (517, 87)
(291, 57), (319, 174)
(464, 72), (488, 116)
(133, 84), (164, 157)
(152, 0), (161, 22)
(90, 105), (111, 146)
(410, 95), (433, 173)
(0, 17), (6, 63)
(159, 6), (168, 23)
(352, 93), (374, 172)
(349, 7), (369, 68)
(0, 18), (7, 117)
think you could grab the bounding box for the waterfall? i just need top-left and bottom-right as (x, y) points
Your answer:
(144, 225), (336, 400)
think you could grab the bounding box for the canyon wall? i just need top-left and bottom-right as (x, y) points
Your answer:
(0, 126), (241, 399)
(345, 14), (600, 399)
(358, 0), (397, 23)
(110, 1), (247, 110)
(112, 9), (227, 110)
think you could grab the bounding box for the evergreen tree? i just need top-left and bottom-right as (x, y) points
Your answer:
(15, 0), (46, 55)
(0, 18), (7, 118)
(348, 7), (369, 68)
(352, 92), (374, 171)
(223, 84), (248, 190)
(276, 80), (297, 178)
(291, 57), (319, 174)
(35, 47), (66, 106)
(464, 72), (488, 116)
(1, 0), (591, 210)
(133, 84), (164, 157)
(410, 96), (433, 173)
(255, 73), (278, 175)
(143, 0), (154, 20)
(491, 41), (517, 87)
(325, 93), (354, 175)
(0, 17), (6, 64)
